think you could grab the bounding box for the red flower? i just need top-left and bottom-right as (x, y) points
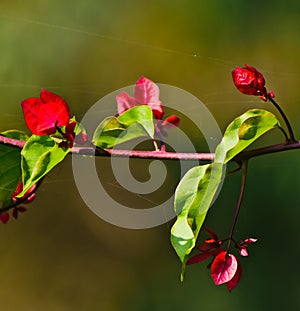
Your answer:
(117, 76), (164, 120)
(21, 89), (71, 136)
(232, 64), (273, 101)
(187, 228), (257, 292)
(116, 77), (180, 136)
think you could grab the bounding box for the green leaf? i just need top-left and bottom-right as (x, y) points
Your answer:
(0, 130), (28, 207)
(118, 105), (154, 138)
(215, 109), (279, 163)
(17, 135), (69, 197)
(171, 163), (224, 266)
(92, 105), (154, 148)
(171, 109), (279, 280)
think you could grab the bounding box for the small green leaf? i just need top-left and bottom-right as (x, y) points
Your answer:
(0, 130), (28, 207)
(92, 106), (154, 148)
(18, 135), (69, 197)
(171, 163), (224, 266)
(118, 105), (154, 138)
(215, 109), (279, 163)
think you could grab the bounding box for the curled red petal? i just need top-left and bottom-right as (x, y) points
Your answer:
(162, 115), (180, 128)
(244, 238), (258, 244)
(211, 251), (238, 285)
(226, 257), (242, 292)
(239, 246), (249, 257)
(12, 182), (36, 204)
(12, 182), (23, 203)
(240, 237), (258, 247)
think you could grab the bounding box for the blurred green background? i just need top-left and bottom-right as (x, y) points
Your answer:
(1, 0), (300, 310)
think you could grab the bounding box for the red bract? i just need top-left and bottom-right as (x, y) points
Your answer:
(237, 237), (258, 257)
(12, 181), (36, 204)
(0, 212), (9, 224)
(58, 121), (76, 149)
(186, 251), (216, 265)
(211, 251), (238, 285)
(187, 228), (255, 291)
(226, 257), (242, 292)
(21, 89), (71, 135)
(116, 77), (180, 133)
(232, 64), (273, 101)
(117, 76), (164, 120)
(12, 206), (27, 220)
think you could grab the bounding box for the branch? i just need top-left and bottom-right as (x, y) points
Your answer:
(71, 146), (215, 161)
(1, 134), (300, 162)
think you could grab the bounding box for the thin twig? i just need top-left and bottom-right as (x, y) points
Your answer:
(227, 161), (248, 250)
(268, 95), (296, 142)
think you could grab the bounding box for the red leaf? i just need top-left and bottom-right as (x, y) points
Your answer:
(17, 206), (27, 213)
(12, 208), (18, 219)
(204, 227), (219, 240)
(226, 257), (242, 292)
(134, 77), (164, 119)
(197, 239), (219, 252)
(162, 115), (180, 128)
(186, 252), (214, 265)
(116, 92), (138, 115)
(21, 89), (70, 136)
(0, 212), (9, 224)
(211, 251), (238, 285)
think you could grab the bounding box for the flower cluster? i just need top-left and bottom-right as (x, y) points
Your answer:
(187, 228), (257, 291)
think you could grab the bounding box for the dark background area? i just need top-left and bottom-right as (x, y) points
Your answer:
(0, 1), (300, 310)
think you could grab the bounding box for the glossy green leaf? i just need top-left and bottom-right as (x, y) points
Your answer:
(215, 109), (279, 163)
(171, 109), (279, 280)
(118, 105), (154, 137)
(0, 130), (28, 207)
(171, 163), (224, 266)
(92, 105), (154, 149)
(17, 135), (69, 197)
